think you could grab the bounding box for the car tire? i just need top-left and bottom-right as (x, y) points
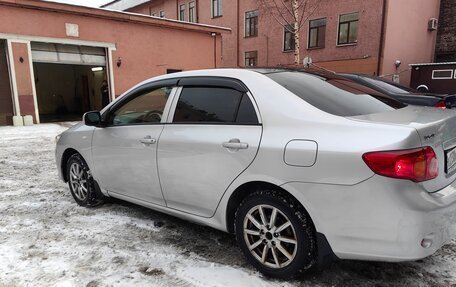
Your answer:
(235, 189), (316, 279)
(66, 153), (106, 207)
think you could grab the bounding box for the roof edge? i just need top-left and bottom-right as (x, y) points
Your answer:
(409, 62), (456, 66)
(101, 0), (149, 10)
(0, 0), (231, 34)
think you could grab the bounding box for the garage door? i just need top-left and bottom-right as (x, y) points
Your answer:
(31, 42), (106, 66)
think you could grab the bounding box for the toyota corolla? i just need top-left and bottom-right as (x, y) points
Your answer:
(55, 69), (456, 278)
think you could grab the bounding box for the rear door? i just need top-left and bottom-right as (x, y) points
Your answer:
(157, 78), (262, 217)
(92, 81), (177, 205)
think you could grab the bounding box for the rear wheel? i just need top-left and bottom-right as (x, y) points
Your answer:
(235, 189), (316, 279)
(66, 153), (106, 207)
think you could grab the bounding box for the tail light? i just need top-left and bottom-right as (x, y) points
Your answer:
(434, 101), (447, 109)
(362, 147), (438, 182)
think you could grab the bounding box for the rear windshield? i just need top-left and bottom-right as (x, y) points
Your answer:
(265, 71), (405, 117)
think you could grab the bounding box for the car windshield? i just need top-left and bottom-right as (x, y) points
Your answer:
(361, 76), (415, 94)
(265, 71), (405, 117)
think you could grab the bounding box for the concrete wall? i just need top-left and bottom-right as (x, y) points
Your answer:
(380, 0), (440, 86)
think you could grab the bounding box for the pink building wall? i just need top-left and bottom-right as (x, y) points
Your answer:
(0, 0), (226, 124)
(127, 0), (440, 85)
(128, 0), (384, 73)
(11, 42), (36, 122)
(238, 0), (383, 73)
(380, 0), (440, 86)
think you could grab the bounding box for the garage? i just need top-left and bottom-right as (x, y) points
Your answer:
(31, 42), (109, 122)
(0, 0), (226, 126)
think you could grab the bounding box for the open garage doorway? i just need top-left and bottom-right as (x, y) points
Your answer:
(31, 42), (109, 122)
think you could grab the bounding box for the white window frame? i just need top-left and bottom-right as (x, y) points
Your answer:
(336, 12), (359, 47)
(179, 4), (186, 21)
(432, 69), (453, 80)
(189, 1), (196, 23)
(307, 17), (326, 49)
(244, 10), (259, 38)
(211, 0), (222, 18)
(283, 24), (295, 52)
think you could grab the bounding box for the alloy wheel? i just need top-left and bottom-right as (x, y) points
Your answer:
(69, 162), (89, 201)
(243, 204), (298, 269)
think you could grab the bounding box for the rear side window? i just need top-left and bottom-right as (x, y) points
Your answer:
(236, 93), (258, 124)
(361, 76), (412, 94)
(173, 86), (258, 124)
(266, 71), (403, 117)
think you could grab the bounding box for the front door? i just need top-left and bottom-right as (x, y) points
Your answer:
(158, 84), (262, 217)
(92, 86), (175, 205)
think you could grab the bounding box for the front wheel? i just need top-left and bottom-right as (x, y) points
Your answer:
(66, 153), (105, 207)
(235, 190), (317, 279)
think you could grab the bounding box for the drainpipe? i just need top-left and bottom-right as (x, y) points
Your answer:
(236, 0), (240, 67)
(377, 0), (387, 76)
(212, 33), (217, 68)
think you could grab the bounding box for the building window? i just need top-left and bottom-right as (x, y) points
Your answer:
(245, 10), (259, 37)
(308, 18), (326, 49)
(179, 4), (186, 21)
(189, 1), (196, 23)
(283, 25), (295, 52)
(159, 10), (165, 18)
(245, 51), (257, 67)
(212, 0), (222, 17)
(338, 12), (358, 45)
(432, 69), (453, 79)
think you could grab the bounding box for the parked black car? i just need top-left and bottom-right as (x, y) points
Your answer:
(340, 73), (456, 109)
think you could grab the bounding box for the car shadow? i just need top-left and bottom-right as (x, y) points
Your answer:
(103, 198), (450, 287)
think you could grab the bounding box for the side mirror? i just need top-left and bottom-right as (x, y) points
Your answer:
(83, 111), (103, 127)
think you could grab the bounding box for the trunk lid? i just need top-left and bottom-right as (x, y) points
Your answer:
(349, 105), (456, 192)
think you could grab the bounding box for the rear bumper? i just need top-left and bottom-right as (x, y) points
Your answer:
(282, 176), (456, 262)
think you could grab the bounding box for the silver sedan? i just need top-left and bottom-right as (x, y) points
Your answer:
(55, 69), (456, 278)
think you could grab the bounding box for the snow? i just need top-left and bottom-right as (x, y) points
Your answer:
(0, 123), (455, 286)
(42, 0), (112, 8)
(101, 0), (149, 10)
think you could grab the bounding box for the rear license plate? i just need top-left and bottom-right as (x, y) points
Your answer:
(445, 147), (456, 173)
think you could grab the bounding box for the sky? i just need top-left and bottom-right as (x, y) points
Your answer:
(42, 0), (113, 8)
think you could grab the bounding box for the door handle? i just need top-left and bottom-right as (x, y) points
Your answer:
(222, 139), (249, 150)
(140, 136), (156, 145)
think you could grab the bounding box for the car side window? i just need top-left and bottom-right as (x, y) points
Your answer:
(172, 86), (258, 124)
(111, 87), (172, 126)
(236, 94), (258, 124)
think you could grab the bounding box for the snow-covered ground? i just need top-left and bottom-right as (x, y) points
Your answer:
(0, 123), (455, 287)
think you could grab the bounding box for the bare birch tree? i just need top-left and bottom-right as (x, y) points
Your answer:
(258, 0), (320, 65)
